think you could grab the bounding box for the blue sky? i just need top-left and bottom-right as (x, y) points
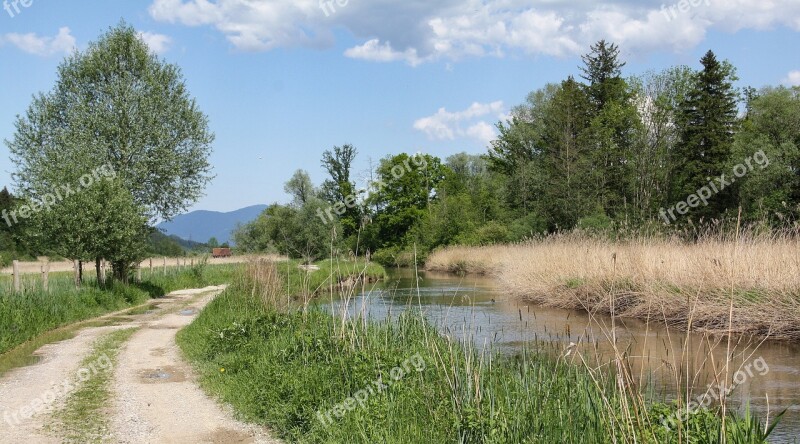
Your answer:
(1, 0), (798, 213)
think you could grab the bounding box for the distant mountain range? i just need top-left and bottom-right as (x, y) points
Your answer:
(156, 205), (267, 245)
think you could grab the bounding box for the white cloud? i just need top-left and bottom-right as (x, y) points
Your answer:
(783, 70), (800, 86)
(344, 39), (424, 66)
(414, 101), (504, 145)
(1, 27), (76, 57)
(138, 31), (173, 55)
(148, 0), (800, 65)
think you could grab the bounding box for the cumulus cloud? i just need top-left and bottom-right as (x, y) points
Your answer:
(414, 101), (504, 145)
(783, 70), (800, 86)
(138, 31), (173, 54)
(148, 0), (800, 65)
(1, 27), (76, 57)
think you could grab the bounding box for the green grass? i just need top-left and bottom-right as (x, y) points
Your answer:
(179, 260), (780, 444)
(51, 327), (139, 443)
(0, 263), (238, 358)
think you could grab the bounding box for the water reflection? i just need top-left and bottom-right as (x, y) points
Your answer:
(318, 269), (799, 442)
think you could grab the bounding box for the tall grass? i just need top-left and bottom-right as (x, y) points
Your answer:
(178, 259), (778, 443)
(0, 263), (238, 355)
(425, 230), (800, 340)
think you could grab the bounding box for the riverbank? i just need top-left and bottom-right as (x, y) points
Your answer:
(178, 259), (777, 443)
(425, 233), (800, 341)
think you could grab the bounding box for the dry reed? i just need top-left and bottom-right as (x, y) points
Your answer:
(426, 231), (800, 340)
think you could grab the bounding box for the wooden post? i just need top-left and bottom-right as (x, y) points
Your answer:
(149, 258), (153, 275)
(99, 259), (106, 285)
(12, 260), (20, 293)
(163, 257), (167, 275)
(191, 258), (194, 267)
(176, 258), (180, 271)
(136, 267), (142, 283)
(41, 263), (48, 292)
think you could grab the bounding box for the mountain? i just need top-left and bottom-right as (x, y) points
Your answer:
(156, 205), (267, 245)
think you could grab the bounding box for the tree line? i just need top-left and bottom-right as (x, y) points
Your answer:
(236, 40), (800, 264)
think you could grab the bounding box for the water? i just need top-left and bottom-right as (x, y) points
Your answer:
(322, 269), (800, 442)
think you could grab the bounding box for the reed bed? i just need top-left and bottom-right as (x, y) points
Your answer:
(426, 232), (800, 340)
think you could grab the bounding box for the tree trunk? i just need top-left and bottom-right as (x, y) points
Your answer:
(78, 260), (83, 284)
(95, 258), (103, 286)
(113, 261), (128, 283)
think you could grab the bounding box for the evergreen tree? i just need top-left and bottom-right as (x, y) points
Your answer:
(672, 50), (739, 222)
(580, 41), (639, 221)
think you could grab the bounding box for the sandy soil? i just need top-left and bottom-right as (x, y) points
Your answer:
(0, 286), (280, 443)
(1, 255), (283, 275)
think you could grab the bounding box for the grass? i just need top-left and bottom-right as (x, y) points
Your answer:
(0, 262), (237, 360)
(179, 259), (780, 443)
(425, 230), (800, 340)
(50, 327), (139, 443)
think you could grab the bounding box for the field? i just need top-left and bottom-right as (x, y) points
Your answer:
(425, 232), (800, 341)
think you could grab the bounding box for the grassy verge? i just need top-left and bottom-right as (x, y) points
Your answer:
(179, 260), (778, 443)
(0, 263), (237, 357)
(425, 233), (800, 340)
(50, 327), (138, 443)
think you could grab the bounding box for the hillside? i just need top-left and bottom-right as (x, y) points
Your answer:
(156, 205), (267, 245)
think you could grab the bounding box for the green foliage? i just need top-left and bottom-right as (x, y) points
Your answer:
(320, 144), (360, 236)
(671, 50), (740, 222)
(5, 22), (213, 277)
(236, 201), (342, 262)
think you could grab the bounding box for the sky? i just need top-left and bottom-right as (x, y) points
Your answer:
(0, 0), (798, 213)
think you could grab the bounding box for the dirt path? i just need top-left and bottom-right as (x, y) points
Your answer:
(0, 286), (280, 443)
(109, 287), (278, 443)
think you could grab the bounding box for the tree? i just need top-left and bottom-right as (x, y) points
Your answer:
(732, 86), (800, 224)
(580, 40), (628, 111)
(367, 153), (446, 248)
(538, 77), (595, 228)
(6, 23), (214, 279)
(320, 144), (359, 236)
(284, 169), (315, 206)
(239, 200), (341, 262)
(580, 41), (639, 221)
(671, 51), (739, 222)
(207, 237), (220, 248)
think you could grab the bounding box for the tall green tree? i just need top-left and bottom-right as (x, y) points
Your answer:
(629, 66), (695, 222)
(284, 169), (316, 206)
(320, 144), (359, 236)
(6, 23), (214, 279)
(580, 40), (639, 221)
(671, 50), (739, 222)
(732, 86), (800, 224)
(367, 153), (446, 248)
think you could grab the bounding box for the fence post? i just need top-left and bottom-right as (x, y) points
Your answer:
(149, 258), (153, 275)
(41, 263), (49, 292)
(12, 260), (20, 293)
(163, 257), (167, 275)
(191, 258), (194, 267)
(176, 257), (180, 270)
(136, 267), (142, 283)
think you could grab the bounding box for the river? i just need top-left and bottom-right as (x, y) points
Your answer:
(324, 269), (799, 442)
